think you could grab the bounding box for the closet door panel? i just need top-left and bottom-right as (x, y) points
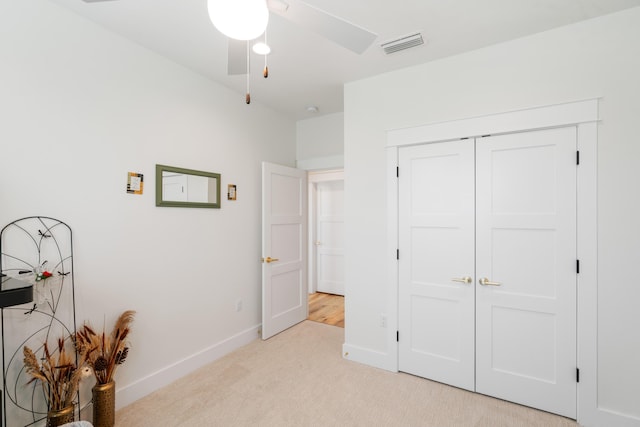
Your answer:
(475, 127), (577, 418)
(398, 141), (475, 391)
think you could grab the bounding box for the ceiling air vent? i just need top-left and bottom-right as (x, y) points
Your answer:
(381, 33), (424, 54)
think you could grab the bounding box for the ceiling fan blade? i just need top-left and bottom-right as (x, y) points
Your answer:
(268, 0), (377, 54)
(227, 39), (248, 75)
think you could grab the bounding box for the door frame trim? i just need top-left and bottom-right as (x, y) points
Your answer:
(387, 99), (598, 147)
(386, 99), (599, 425)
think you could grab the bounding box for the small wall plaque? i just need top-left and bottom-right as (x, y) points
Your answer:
(127, 172), (144, 195)
(227, 184), (237, 200)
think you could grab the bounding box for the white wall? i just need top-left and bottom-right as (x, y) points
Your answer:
(0, 0), (295, 411)
(296, 112), (344, 170)
(344, 7), (640, 426)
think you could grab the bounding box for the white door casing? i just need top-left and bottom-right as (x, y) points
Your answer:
(475, 128), (577, 418)
(398, 140), (476, 391)
(315, 180), (345, 295)
(262, 162), (308, 340)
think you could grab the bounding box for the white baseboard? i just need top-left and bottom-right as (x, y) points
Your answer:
(114, 324), (261, 410)
(580, 407), (640, 427)
(342, 343), (397, 372)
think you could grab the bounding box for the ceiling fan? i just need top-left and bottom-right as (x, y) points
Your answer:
(82, 0), (377, 103)
(225, 0), (378, 81)
(82, 0), (377, 74)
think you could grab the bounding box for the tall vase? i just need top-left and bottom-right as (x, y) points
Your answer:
(47, 405), (74, 427)
(92, 380), (116, 427)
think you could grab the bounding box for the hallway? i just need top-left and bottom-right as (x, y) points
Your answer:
(308, 292), (344, 328)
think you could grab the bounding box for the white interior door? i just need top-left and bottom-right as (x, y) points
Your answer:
(262, 162), (308, 340)
(398, 141), (476, 391)
(315, 180), (345, 295)
(475, 127), (577, 418)
(398, 126), (577, 417)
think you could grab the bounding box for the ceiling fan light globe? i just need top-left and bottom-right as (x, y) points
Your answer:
(252, 42), (271, 55)
(208, 0), (269, 41)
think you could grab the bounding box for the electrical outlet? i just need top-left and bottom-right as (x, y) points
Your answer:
(236, 299), (242, 312)
(380, 314), (387, 328)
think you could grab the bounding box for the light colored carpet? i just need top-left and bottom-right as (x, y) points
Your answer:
(116, 321), (578, 427)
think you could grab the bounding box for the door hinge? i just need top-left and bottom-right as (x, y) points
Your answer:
(576, 368), (580, 382)
(576, 259), (580, 274)
(397, 331), (399, 342)
(396, 249), (399, 260)
(396, 166), (399, 178)
(577, 151), (580, 165)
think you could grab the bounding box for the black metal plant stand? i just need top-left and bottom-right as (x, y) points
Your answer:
(0, 217), (78, 427)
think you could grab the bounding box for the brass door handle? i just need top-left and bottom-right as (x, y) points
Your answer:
(479, 277), (501, 286)
(451, 276), (472, 284)
(262, 257), (280, 264)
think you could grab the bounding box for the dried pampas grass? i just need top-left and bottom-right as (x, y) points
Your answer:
(23, 337), (86, 411)
(75, 310), (135, 384)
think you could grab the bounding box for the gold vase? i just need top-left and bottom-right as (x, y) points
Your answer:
(92, 380), (116, 427)
(47, 405), (74, 427)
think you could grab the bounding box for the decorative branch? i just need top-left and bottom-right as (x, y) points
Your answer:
(75, 310), (136, 385)
(23, 338), (89, 411)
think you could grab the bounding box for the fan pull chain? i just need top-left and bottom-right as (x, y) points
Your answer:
(263, 29), (269, 78)
(245, 40), (251, 104)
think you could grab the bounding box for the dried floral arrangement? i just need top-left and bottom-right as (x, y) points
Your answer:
(75, 310), (135, 385)
(23, 338), (89, 411)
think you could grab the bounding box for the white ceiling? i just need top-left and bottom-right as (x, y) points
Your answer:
(48, 0), (640, 120)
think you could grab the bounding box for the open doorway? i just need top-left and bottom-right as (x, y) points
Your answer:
(307, 170), (344, 328)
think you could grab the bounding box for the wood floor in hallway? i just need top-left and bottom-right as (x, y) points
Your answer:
(308, 292), (344, 328)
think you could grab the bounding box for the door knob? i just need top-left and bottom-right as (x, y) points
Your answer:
(315, 241), (322, 246)
(479, 277), (501, 286)
(262, 257), (280, 263)
(451, 276), (472, 284)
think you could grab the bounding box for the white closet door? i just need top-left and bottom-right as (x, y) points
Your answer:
(475, 127), (577, 418)
(398, 140), (476, 391)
